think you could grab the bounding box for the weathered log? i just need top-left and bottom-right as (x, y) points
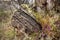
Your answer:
(11, 9), (42, 34)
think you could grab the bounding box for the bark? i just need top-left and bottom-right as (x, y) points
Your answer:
(11, 9), (42, 34)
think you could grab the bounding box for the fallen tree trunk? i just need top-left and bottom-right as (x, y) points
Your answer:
(11, 9), (42, 34)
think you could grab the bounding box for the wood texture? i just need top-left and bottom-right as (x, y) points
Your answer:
(11, 9), (42, 34)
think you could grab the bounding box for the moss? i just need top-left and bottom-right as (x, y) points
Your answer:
(0, 10), (7, 22)
(4, 28), (15, 38)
